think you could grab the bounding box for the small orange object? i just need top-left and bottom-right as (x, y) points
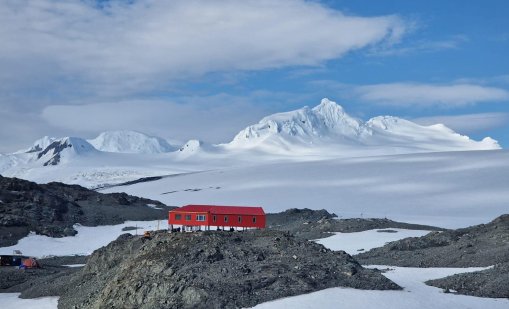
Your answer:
(21, 257), (39, 268)
(143, 231), (151, 239)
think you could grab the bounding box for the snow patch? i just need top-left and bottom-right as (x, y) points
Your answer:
(252, 266), (508, 309)
(0, 293), (58, 309)
(147, 203), (162, 210)
(314, 228), (432, 255)
(0, 220), (162, 258)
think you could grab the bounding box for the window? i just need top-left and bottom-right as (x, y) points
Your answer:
(224, 216), (228, 222)
(185, 214), (191, 221)
(238, 216), (242, 223)
(175, 214), (182, 220)
(196, 214), (206, 221)
(252, 216), (256, 223)
(213, 215), (216, 222)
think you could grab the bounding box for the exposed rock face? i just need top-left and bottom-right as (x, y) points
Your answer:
(57, 230), (400, 309)
(355, 214), (509, 268)
(267, 208), (444, 240)
(0, 175), (172, 246)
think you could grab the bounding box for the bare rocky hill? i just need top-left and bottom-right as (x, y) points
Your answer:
(267, 208), (444, 240)
(0, 175), (173, 246)
(426, 262), (509, 298)
(354, 214), (509, 298)
(30, 230), (400, 309)
(355, 214), (509, 268)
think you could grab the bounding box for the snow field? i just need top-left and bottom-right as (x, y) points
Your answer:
(0, 293), (58, 309)
(314, 228), (432, 255)
(0, 220), (164, 258)
(251, 266), (509, 309)
(104, 150), (509, 229)
(252, 229), (509, 309)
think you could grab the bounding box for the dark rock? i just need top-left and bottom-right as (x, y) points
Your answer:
(426, 262), (509, 298)
(355, 214), (509, 268)
(266, 208), (444, 240)
(0, 175), (174, 246)
(52, 230), (400, 309)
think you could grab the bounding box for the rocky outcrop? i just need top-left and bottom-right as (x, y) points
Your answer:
(267, 208), (444, 240)
(426, 262), (509, 298)
(0, 175), (172, 246)
(355, 214), (509, 267)
(56, 230), (400, 309)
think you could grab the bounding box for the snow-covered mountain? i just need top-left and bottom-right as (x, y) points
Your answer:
(227, 98), (500, 154)
(88, 130), (175, 154)
(23, 136), (57, 153)
(36, 137), (98, 166)
(0, 98), (502, 188)
(178, 140), (205, 155)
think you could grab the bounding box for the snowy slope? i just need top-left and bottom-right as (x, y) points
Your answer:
(226, 98), (499, 155)
(88, 130), (175, 154)
(0, 98), (502, 188)
(103, 149), (509, 229)
(35, 137), (98, 166)
(22, 136), (57, 153)
(0, 220), (161, 257)
(178, 140), (205, 155)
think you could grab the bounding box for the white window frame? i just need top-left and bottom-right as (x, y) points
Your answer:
(196, 214), (206, 221)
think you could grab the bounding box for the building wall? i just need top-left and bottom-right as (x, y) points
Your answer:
(168, 211), (266, 228)
(208, 213), (265, 228)
(169, 211), (208, 226)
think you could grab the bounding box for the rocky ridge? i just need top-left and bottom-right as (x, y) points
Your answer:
(426, 262), (509, 298)
(267, 208), (444, 240)
(355, 214), (509, 267)
(0, 175), (172, 246)
(354, 214), (509, 298)
(53, 230), (400, 309)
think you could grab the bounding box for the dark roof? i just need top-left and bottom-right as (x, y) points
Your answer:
(171, 205), (265, 216)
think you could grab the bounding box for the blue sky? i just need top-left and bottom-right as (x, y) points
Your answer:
(0, 0), (508, 151)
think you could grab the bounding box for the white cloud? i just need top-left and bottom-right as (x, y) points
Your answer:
(0, 0), (406, 97)
(39, 94), (272, 146)
(370, 35), (468, 56)
(353, 83), (509, 107)
(413, 113), (509, 134)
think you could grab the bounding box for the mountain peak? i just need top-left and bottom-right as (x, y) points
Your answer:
(88, 130), (174, 154)
(228, 98), (500, 154)
(37, 137), (96, 166)
(20, 136), (57, 154)
(317, 97), (341, 109)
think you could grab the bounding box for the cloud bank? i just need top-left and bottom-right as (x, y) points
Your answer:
(40, 95), (271, 145)
(413, 113), (509, 134)
(353, 83), (509, 107)
(0, 0), (406, 99)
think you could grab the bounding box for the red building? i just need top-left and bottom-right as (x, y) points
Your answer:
(168, 205), (266, 230)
